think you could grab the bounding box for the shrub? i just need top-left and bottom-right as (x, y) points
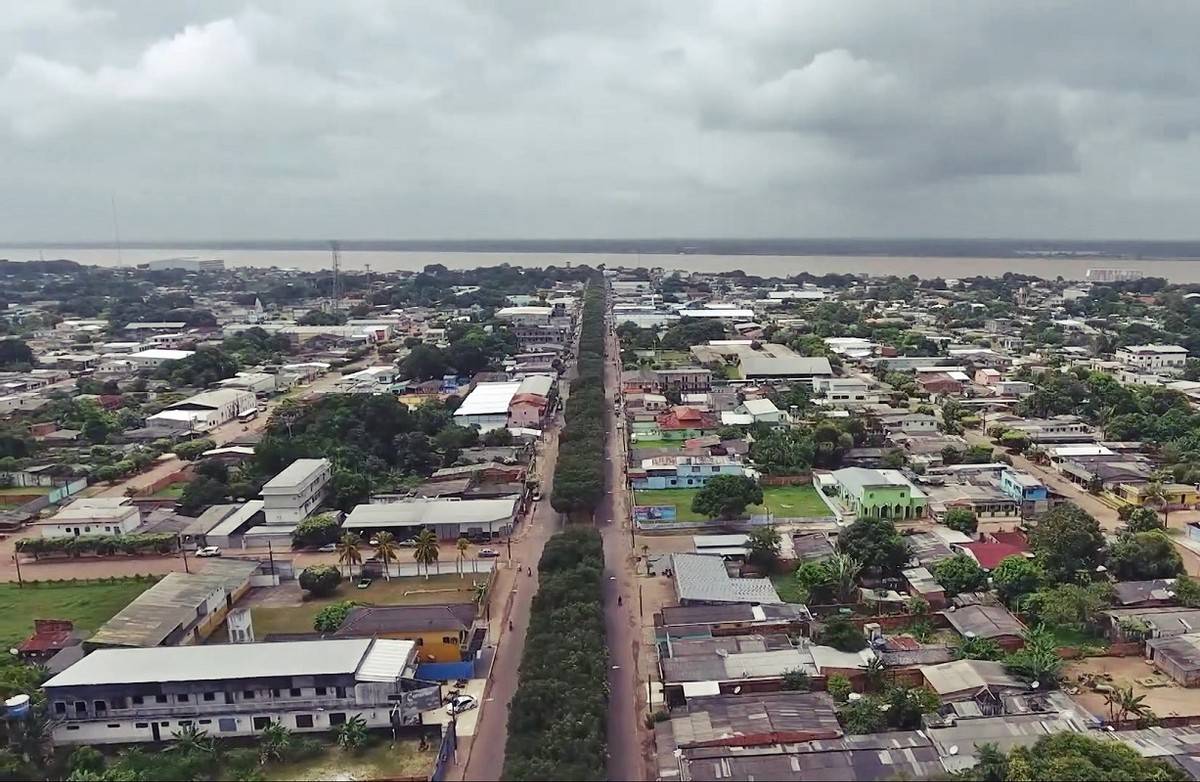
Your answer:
(313, 600), (355, 633)
(826, 674), (852, 704)
(298, 565), (342, 598)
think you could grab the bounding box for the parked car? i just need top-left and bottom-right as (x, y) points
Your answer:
(446, 695), (478, 715)
(478, 548), (500, 558)
(196, 546), (221, 558)
(368, 537), (380, 546)
(398, 539), (419, 547)
(356, 577), (373, 589)
(317, 543), (338, 553)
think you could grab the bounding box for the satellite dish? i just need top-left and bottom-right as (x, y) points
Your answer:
(1030, 681), (1040, 689)
(949, 745), (959, 756)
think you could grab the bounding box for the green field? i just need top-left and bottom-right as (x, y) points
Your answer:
(633, 484), (829, 522)
(252, 573), (486, 636)
(0, 579), (156, 648)
(150, 483), (186, 499)
(629, 438), (684, 451)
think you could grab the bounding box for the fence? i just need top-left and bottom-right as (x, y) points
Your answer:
(430, 720), (458, 782)
(760, 473), (814, 486)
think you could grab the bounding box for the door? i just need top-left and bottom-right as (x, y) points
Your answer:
(151, 722), (161, 742)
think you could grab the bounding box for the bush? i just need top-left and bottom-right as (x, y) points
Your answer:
(293, 514), (341, 548)
(299, 564), (342, 598)
(781, 669), (810, 691)
(942, 507), (978, 535)
(817, 617), (866, 652)
(313, 600), (355, 633)
(173, 438), (216, 461)
(826, 674), (852, 704)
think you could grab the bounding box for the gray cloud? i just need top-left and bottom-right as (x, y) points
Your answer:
(1, 0), (1199, 241)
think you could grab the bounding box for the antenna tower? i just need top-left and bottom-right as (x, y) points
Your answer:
(330, 240), (342, 312)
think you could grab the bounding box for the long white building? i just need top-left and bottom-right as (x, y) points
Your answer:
(259, 458), (332, 525)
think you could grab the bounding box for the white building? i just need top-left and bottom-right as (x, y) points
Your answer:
(453, 375), (555, 433)
(336, 365), (398, 394)
(345, 497), (519, 541)
(494, 306), (553, 324)
(720, 398), (785, 426)
(1116, 344), (1189, 375)
(36, 498), (140, 538)
(146, 389), (256, 432)
(217, 372), (277, 395)
(813, 377), (883, 407)
(260, 458), (332, 526)
(141, 256), (225, 273)
(126, 349), (196, 370)
(43, 638), (440, 745)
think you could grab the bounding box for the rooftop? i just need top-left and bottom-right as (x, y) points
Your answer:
(344, 497), (518, 529)
(261, 458), (330, 493)
(941, 604), (1026, 641)
(671, 553), (783, 605)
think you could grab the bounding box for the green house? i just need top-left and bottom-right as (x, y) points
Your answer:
(831, 467), (928, 520)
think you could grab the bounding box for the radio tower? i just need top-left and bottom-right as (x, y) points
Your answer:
(329, 240), (342, 313)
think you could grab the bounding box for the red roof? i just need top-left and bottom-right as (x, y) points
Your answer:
(657, 406), (717, 431)
(18, 619), (76, 654)
(988, 529), (1029, 548)
(509, 393), (547, 409)
(959, 542), (1029, 571)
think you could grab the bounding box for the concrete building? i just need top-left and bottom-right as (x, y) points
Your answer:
(829, 468), (928, 520)
(35, 498), (140, 539)
(86, 560), (260, 649)
(140, 256), (225, 273)
(1000, 469), (1050, 515)
(43, 638), (439, 745)
(1117, 344), (1189, 375)
(344, 497), (519, 541)
(452, 374), (554, 433)
(146, 389), (257, 432)
(126, 349), (196, 370)
(259, 458), (331, 526)
(331, 604), (478, 663)
(1147, 633), (1200, 686)
(629, 455), (747, 490)
(216, 372), (277, 395)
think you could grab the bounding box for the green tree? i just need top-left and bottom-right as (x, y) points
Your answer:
(942, 507), (978, 535)
(837, 517), (911, 576)
(168, 723), (214, 755)
(1024, 583), (1112, 629)
(178, 476), (228, 515)
(979, 733), (1186, 781)
(336, 532), (363, 580)
(413, 528), (439, 578)
(173, 438), (216, 461)
(313, 600), (355, 633)
(691, 475), (764, 520)
(826, 674), (852, 704)
(1140, 480), (1171, 526)
(0, 338), (33, 369)
(1027, 504), (1106, 582)
(257, 720), (292, 766)
(1107, 531), (1184, 581)
(838, 696), (885, 734)
(1174, 574), (1200, 607)
(956, 635), (1004, 661)
(745, 524), (781, 567)
(332, 714), (368, 751)
(992, 555), (1044, 606)
(933, 553), (988, 596)
(817, 617), (866, 652)
(1004, 625), (1064, 687)
(456, 537), (471, 577)
(780, 669), (810, 691)
(1122, 506), (1165, 534)
(298, 564), (341, 598)
(292, 514), (341, 548)
(823, 553), (863, 603)
(373, 531), (399, 581)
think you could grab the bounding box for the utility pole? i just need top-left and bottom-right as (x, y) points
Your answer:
(329, 240), (342, 314)
(267, 539), (276, 577)
(178, 535), (190, 574)
(12, 554), (22, 588)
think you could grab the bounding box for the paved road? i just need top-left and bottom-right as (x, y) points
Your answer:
(598, 300), (646, 781)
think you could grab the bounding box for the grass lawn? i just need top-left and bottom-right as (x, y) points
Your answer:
(1045, 623), (1108, 650)
(264, 739), (436, 781)
(0, 579), (156, 648)
(721, 363), (742, 380)
(629, 438), (683, 451)
(771, 573), (808, 604)
(633, 488), (765, 522)
(149, 483), (186, 499)
(760, 485), (830, 517)
(252, 573), (486, 636)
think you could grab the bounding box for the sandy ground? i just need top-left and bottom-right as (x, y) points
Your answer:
(1065, 656), (1200, 720)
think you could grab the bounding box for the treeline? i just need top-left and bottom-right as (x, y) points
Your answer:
(503, 527), (608, 780)
(16, 532), (177, 558)
(550, 282), (607, 515)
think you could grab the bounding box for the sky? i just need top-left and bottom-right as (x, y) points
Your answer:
(2, 1), (1200, 242)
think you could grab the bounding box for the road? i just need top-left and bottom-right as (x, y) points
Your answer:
(598, 295), (646, 781)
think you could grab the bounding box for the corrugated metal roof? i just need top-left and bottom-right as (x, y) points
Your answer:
(355, 639), (417, 683)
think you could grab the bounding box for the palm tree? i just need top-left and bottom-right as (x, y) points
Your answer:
(414, 528), (439, 578)
(373, 531), (398, 581)
(823, 553), (863, 604)
(456, 537), (471, 578)
(1142, 481), (1170, 526)
(258, 720), (292, 766)
(1106, 685), (1151, 723)
(168, 723), (213, 755)
(332, 714), (369, 751)
(336, 532), (363, 581)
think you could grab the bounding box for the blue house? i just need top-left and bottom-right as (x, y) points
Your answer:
(629, 455), (747, 490)
(1000, 469), (1048, 515)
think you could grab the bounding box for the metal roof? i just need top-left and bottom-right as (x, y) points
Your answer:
(453, 381), (522, 417)
(46, 639), (376, 688)
(355, 639), (417, 683)
(345, 497), (518, 529)
(671, 553), (783, 605)
(261, 458), (330, 493)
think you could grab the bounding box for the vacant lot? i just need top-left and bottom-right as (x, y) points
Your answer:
(628, 438), (683, 451)
(633, 488), (764, 522)
(1065, 655), (1200, 720)
(252, 573), (485, 636)
(0, 578), (156, 647)
(760, 485), (830, 517)
(264, 738), (436, 781)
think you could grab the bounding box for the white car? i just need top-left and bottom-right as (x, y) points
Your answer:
(446, 694), (478, 716)
(196, 546), (221, 558)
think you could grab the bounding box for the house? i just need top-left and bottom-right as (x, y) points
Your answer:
(655, 406), (720, 440)
(829, 467), (928, 520)
(1102, 607), (1200, 642)
(335, 365), (398, 394)
(331, 604), (478, 663)
(812, 377), (883, 407)
(125, 349), (196, 370)
(879, 412), (939, 435)
(86, 559), (260, 649)
(720, 398), (784, 425)
(670, 553), (783, 605)
(940, 604), (1026, 651)
(654, 368), (712, 394)
(35, 498), (140, 539)
(42, 638), (440, 745)
(955, 538), (1031, 571)
(216, 372), (276, 395)
(452, 375), (554, 432)
(920, 659), (1028, 702)
(657, 604), (810, 637)
(17, 620), (84, 666)
(1112, 579), (1178, 608)
(344, 497), (519, 541)
(1003, 417), (1095, 444)
(146, 388), (257, 432)
(1116, 344), (1188, 375)
(917, 372), (964, 396)
(259, 458), (332, 526)
(924, 483), (1019, 521)
(999, 469), (1049, 515)
(902, 566), (946, 608)
(629, 455), (747, 490)
(1147, 633), (1200, 686)
(739, 354), (833, 384)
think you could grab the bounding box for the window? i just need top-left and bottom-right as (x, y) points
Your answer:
(218, 718), (238, 733)
(443, 636), (456, 644)
(294, 714), (314, 729)
(243, 690), (256, 700)
(94, 700), (107, 714)
(334, 687), (346, 699)
(252, 717), (271, 731)
(155, 695), (167, 704)
(203, 693), (216, 702)
(135, 723), (149, 729)
(66, 725), (80, 731)
(289, 688), (302, 698)
(199, 719), (212, 725)
(107, 724), (120, 729)
(178, 720), (192, 727)
(177, 694), (189, 703)
(84, 526), (91, 533)
(160, 722), (169, 727)
(271, 688), (281, 698)
(329, 713), (347, 726)
(314, 687), (327, 696)
(54, 702), (66, 715)
(74, 701), (86, 715)
(132, 695), (144, 705)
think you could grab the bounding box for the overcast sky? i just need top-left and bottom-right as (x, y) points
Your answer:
(2, 1), (1199, 242)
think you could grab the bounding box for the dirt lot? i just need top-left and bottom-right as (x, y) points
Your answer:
(1065, 655), (1200, 720)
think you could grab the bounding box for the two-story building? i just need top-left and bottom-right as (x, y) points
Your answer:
(630, 455), (747, 490)
(43, 638), (440, 745)
(146, 389), (257, 432)
(829, 467), (928, 520)
(260, 458), (332, 526)
(653, 368), (712, 394)
(1116, 344), (1188, 375)
(999, 469), (1049, 516)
